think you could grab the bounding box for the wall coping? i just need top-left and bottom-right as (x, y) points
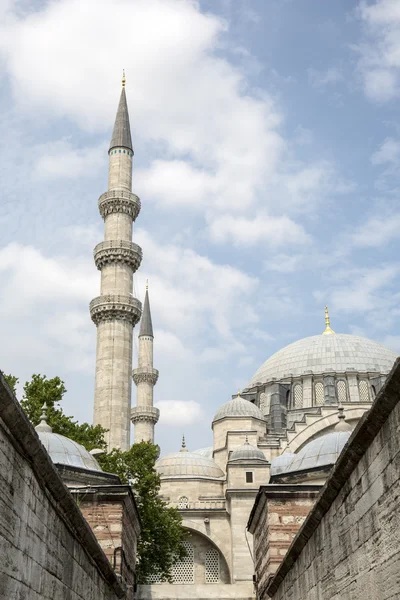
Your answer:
(0, 372), (127, 599)
(264, 357), (400, 597)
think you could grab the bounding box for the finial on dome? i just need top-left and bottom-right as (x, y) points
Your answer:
(35, 403), (53, 433)
(334, 402), (352, 432)
(237, 389), (241, 398)
(323, 305), (335, 335)
(122, 69), (126, 87)
(180, 434), (188, 452)
(245, 434), (249, 444)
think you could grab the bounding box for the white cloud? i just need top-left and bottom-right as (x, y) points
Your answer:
(371, 137), (400, 164)
(351, 213), (400, 247)
(307, 67), (343, 88)
(355, 0), (400, 102)
(33, 140), (106, 179)
(155, 400), (203, 426)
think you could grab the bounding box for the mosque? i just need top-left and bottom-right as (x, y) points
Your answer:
(28, 76), (397, 599)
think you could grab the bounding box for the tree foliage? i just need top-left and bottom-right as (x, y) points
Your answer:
(99, 441), (187, 583)
(4, 373), (107, 452)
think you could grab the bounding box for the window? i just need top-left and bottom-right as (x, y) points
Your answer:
(371, 385), (376, 398)
(178, 496), (189, 509)
(245, 471), (253, 483)
(172, 541), (194, 584)
(293, 384), (303, 409)
(336, 380), (347, 403)
(205, 548), (220, 583)
(314, 382), (324, 406)
(359, 380), (370, 402)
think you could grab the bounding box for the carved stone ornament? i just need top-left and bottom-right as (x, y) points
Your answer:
(90, 294), (142, 326)
(131, 405), (160, 425)
(94, 240), (143, 271)
(98, 189), (141, 221)
(132, 367), (159, 386)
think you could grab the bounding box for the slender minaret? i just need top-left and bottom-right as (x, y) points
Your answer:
(90, 73), (142, 451)
(131, 283), (159, 443)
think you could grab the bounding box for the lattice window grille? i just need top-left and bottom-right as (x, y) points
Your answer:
(178, 496), (189, 509)
(358, 380), (370, 402)
(146, 571), (163, 584)
(172, 541), (194, 584)
(293, 384), (303, 409)
(336, 380), (347, 403)
(314, 382), (324, 406)
(205, 548), (220, 583)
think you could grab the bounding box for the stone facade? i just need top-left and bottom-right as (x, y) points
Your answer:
(251, 359), (400, 600)
(0, 372), (126, 600)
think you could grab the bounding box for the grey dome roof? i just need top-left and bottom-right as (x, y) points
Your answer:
(193, 446), (213, 459)
(283, 431), (351, 474)
(213, 395), (265, 423)
(156, 450), (224, 479)
(37, 431), (102, 472)
(270, 452), (296, 476)
(230, 442), (267, 463)
(249, 333), (397, 385)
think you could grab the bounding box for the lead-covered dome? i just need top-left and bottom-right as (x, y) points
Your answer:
(270, 452), (296, 476)
(282, 431), (351, 475)
(36, 430), (102, 471)
(230, 441), (267, 463)
(249, 334), (397, 386)
(156, 450), (224, 479)
(213, 395), (265, 423)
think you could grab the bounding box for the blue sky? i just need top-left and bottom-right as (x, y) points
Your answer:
(1, 0), (400, 454)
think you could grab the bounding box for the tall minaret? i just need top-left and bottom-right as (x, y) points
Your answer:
(90, 73), (142, 451)
(131, 283), (159, 443)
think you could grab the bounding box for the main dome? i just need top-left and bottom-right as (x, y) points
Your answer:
(248, 333), (397, 386)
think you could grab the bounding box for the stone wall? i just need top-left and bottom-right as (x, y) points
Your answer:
(0, 372), (126, 600)
(258, 359), (400, 600)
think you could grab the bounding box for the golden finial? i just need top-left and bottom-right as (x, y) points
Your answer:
(322, 305), (335, 335)
(146, 279), (148, 291)
(122, 70), (126, 87)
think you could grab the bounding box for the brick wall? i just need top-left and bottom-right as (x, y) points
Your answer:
(263, 359), (400, 600)
(0, 372), (125, 600)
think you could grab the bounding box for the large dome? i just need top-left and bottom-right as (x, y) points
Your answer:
(156, 450), (225, 479)
(279, 431), (351, 475)
(249, 333), (397, 386)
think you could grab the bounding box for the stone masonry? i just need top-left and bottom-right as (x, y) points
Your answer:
(0, 372), (126, 600)
(252, 358), (400, 600)
(91, 76), (142, 451)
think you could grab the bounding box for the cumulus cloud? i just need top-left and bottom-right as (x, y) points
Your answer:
(155, 400), (203, 426)
(33, 140), (106, 179)
(350, 213), (400, 247)
(355, 0), (400, 102)
(371, 137), (400, 165)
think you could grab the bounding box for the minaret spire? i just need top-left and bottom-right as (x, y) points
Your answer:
(90, 77), (143, 451)
(132, 284), (159, 443)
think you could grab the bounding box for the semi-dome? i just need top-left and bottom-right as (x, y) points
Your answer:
(156, 445), (224, 479)
(213, 394), (265, 423)
(229, 441), (267, 463)
(270, 452), (296, 476)
(282, 431), (351, 475)
(249, 333), (397, 386)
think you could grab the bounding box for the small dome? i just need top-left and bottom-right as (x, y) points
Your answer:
(213, 395), (265, 423)
(37, 431), (102, 471)
(249, 333), (397, 386)
(230, 442), (267, 463)
(270, 452), (296, 476)
(283, 431), (351, 474)
(156, 450), (224, 479)
(192, 446), (213, 459)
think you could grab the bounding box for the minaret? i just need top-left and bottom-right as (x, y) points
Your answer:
(131, 282), (159, 443)
(90, 72), (142, 451)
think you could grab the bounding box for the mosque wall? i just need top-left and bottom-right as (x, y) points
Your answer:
(0, 373), (127, 600)
(160, 478), (225, 506)
(252, 359), (400, 600)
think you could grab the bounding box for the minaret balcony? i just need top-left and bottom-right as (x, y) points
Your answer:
(94, 240), (142, 271)
(131, 405), (160, 425)
(90, 294), (142, 326)
(132, 367), (159, 386)
(98, 189), (141, 221)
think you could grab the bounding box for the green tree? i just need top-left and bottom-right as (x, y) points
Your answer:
(3, 373), (18, 395)
(4, 373), (107, 452)
(99, 441), (187, 583)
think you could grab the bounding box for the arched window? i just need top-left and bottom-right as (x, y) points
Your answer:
(293, 384), (303, 409)
(178, 496), (189, 509)
(314, 382), (324, 406)
(172, 541), (194, 584)
(358, 380), (370, 402)
(336, 380), (347, 403)
(205, 548), (220, 583)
